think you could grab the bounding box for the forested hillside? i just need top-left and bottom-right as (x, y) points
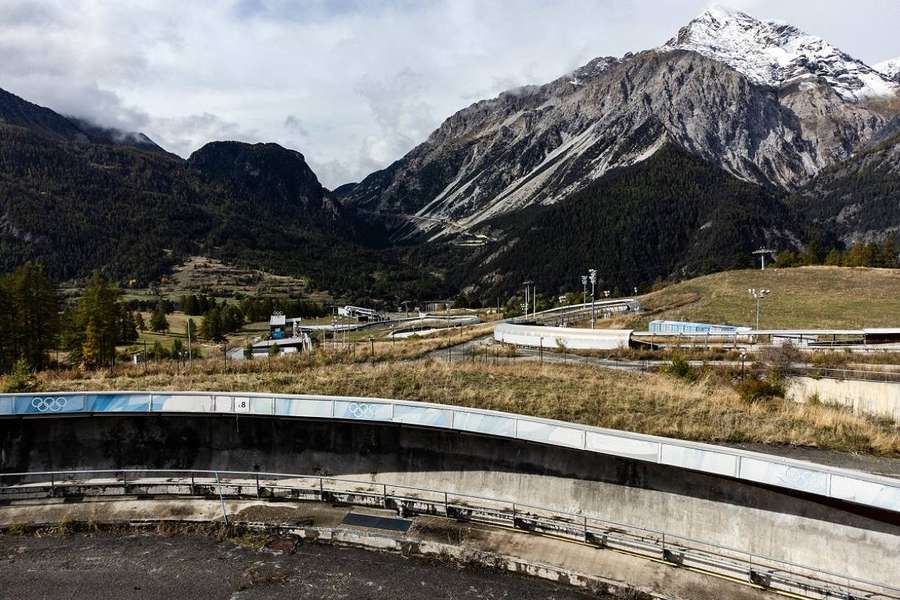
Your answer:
(791, 127), (900, 244)
(453, 143), (798, 297)
(0, 117), (440, 300)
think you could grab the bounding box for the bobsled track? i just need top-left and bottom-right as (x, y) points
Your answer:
(2, 391), (900, 599)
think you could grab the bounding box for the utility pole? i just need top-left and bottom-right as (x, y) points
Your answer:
(589, 269), (597, 329)
(187, 319), (192, 369)
(581, 275), (588, 306)
(446, 302), (451, 362)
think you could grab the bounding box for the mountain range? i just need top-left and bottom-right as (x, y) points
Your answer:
(1, 6), (899, 302)
(0, 86), (440, 301)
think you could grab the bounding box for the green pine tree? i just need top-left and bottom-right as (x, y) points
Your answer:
(150, 302), (169, 332)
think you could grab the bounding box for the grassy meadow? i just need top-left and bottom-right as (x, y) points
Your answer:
(640, 266), (900, 329)
(12, 351), (900, 457)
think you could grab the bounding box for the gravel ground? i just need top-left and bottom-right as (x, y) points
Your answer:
(0, 531), (603, 600)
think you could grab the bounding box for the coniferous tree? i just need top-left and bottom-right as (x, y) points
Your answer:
(0, 284), (15, 373)
(81, 322), (100, 369)
(68, 274), (122, 368)
(824, 248), (843, 266)
(150, 301), (169, 332)
(1, 262), (60, 371)
(200, 307), (223, 341)
(119, 307), (139, 343)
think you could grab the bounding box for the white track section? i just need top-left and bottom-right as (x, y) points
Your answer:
(2, 391), (899, 514)
(494, 323), (632, 350)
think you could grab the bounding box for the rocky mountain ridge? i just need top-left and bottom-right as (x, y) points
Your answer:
(875, 57), (900, 82)
(0, 86), (166, 154)
(663, 6), (898, 101)
(0, 87), (434, 298)
(343, 7), (900, 241)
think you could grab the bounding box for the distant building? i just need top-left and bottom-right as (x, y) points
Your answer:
(420, 301), (452, 313)
(269, 312), (303, 339)
(337, 305), (382, 322)
(648, 320), (751, 335)
(236, 334), (314, 360)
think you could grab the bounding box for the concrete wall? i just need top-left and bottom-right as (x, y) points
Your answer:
(494, 323), (633, 350)
(2, 415), (899, 586)
(788, 376), (900, 421)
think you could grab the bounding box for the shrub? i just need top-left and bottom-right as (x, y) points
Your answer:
(666, 355), (696, 381)
(809, 352), (849, 369)
(736, 376), (785, 403)
(760, 342), (801, 377)
(2, 358), (39, 392)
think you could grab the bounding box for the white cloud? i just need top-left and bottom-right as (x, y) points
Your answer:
(0, 0), (897, 187)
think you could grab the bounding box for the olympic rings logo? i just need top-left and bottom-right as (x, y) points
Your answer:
(31, 397), (68, 412)
(347, 402), (376, 419)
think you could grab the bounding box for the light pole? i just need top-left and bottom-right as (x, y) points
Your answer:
(588, 269), (597, 329)
(581, 276), (588, 305)
(753, 248), (775, 270)
(748, 288), (770, 330)
(523, 280), (534, 319)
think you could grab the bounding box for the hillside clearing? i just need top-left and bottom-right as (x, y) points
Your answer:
(640, 266), (900, 329)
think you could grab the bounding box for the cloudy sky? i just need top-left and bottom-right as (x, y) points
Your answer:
(1, 0), (898, 187)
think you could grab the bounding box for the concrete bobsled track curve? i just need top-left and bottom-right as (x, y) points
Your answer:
(494, 322), (634, 350)
(2, 391), (900, 591)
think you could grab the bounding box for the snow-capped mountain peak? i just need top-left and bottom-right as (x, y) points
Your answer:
(875, 57), (900, 82)
(663, 6), (898, 101)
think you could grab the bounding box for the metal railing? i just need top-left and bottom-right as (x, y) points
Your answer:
(1, 468), (897, 600)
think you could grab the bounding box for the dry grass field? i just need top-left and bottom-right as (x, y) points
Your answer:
(640, 266), (900, 329)
(17, 353), (900, 456)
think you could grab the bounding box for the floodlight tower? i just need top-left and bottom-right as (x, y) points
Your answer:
(523, 280), (534, 318)
(753, 248), (776, 270)
(588, 269), (597, 329)
(748, 288), (771, 330)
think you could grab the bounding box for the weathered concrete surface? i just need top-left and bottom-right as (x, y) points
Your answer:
(0, 497), (775, 600)
(723, 442), (900, 479)
(2, 415), (899, 586)
(789, 376), (900, 421)
(0, 529), (593, 600)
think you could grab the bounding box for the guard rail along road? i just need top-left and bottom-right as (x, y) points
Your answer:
(2, 391), (899, 515)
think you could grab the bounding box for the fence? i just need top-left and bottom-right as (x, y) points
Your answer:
(0, 468), (897, 600)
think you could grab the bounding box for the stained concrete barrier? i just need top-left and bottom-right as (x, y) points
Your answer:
(494, 323), (633, 350)
(2, 415), (899, 588)
(0, 498), (773, 600)
(788, 376), (900, 421)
